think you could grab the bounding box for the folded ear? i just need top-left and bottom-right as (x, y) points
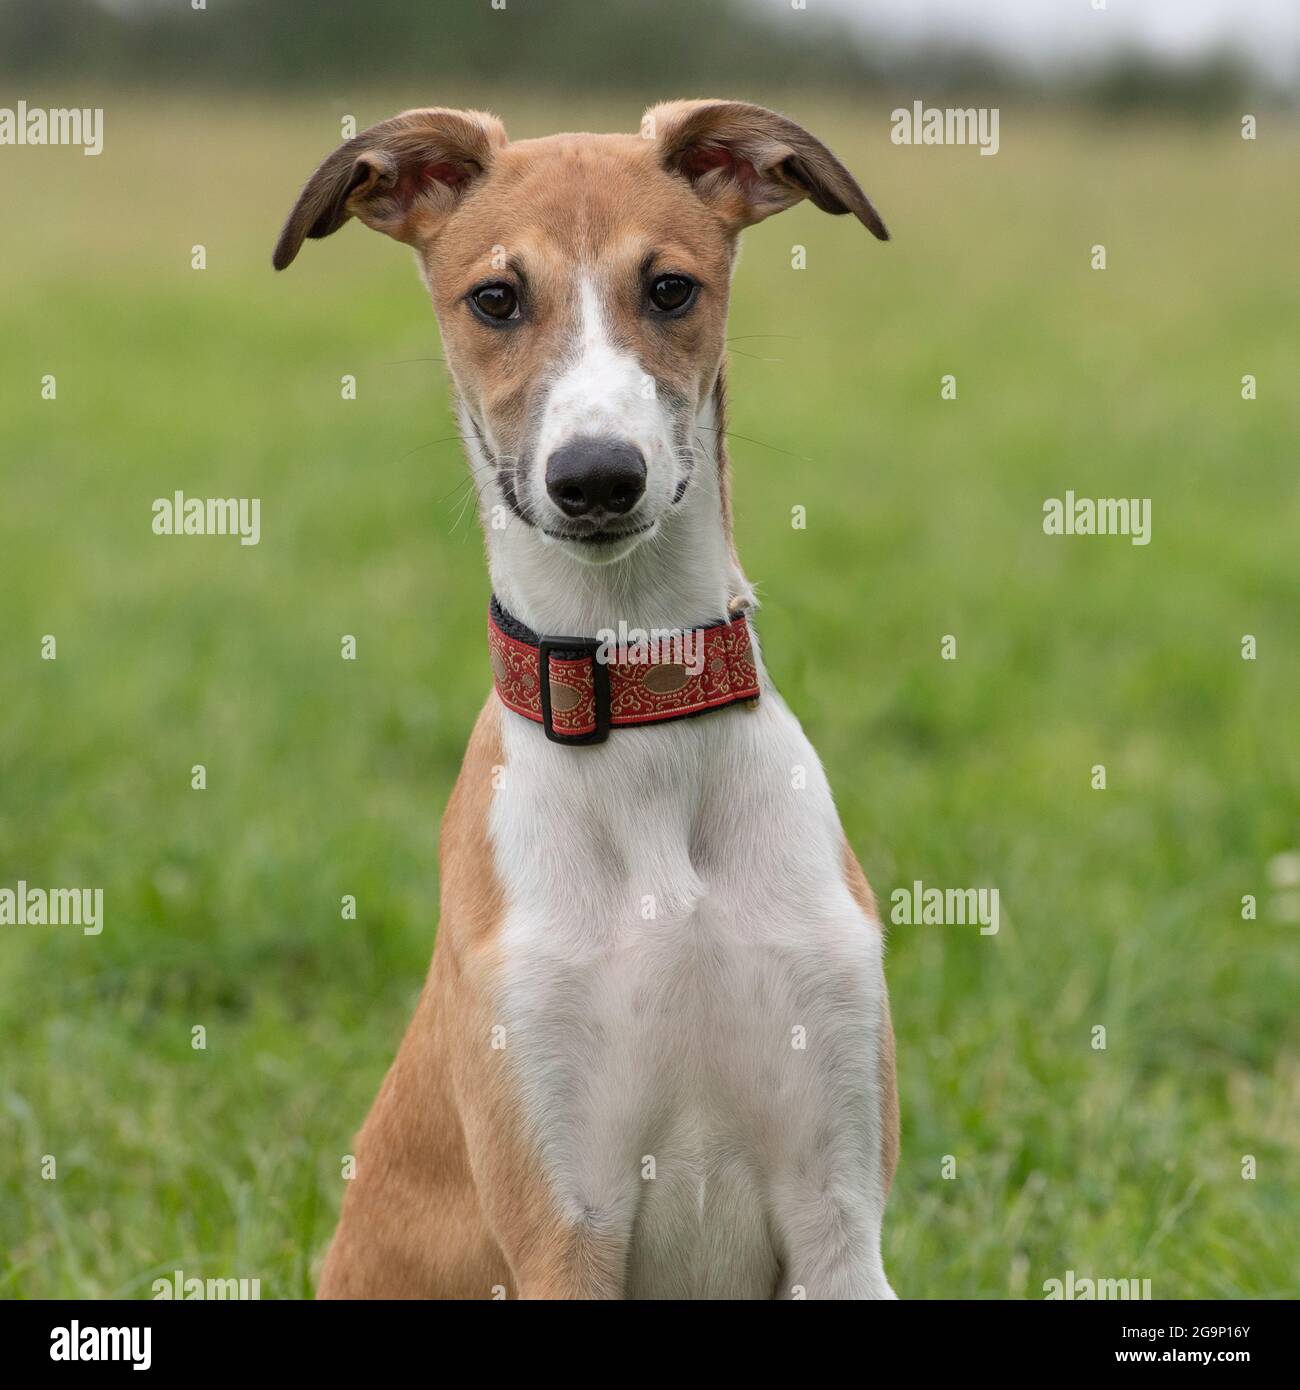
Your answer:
(273, 107), (507, 270)
(646, 99), (887, 241)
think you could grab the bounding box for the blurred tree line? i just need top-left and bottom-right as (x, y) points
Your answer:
(6, 0), (873, 90)
(0, 0), (1269, 112)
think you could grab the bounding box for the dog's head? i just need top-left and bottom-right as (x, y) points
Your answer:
(275, 101), (886, 567)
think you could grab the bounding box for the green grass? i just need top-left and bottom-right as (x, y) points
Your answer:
(2, 94), (1298, 1299)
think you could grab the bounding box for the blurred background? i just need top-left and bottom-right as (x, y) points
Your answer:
(1, 0), (1297, 1298)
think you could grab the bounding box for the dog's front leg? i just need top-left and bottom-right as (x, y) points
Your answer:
(771, 1193), (895, 1301)
(507, 1208), (633, 1300)
(442, 965), (634, 1300)
(456, 1090), (634, 1300)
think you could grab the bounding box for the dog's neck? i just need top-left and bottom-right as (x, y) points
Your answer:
(465, 376), (752, 639)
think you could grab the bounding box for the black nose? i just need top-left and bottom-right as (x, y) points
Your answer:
(545, 437), (646, 518)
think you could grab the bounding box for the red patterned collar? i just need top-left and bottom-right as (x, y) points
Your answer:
(488, 597), (760, 745)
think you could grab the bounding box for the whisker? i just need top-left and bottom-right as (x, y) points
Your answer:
(451, 480), (483, 533)
(694, 424), (811, 463)
(726, 347), (785, 363)
(391, 434), (477, 466)
(440, 457), (504, 505)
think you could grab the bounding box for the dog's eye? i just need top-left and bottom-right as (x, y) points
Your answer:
(648, 274), (697, 315)
(470, 283), (520, 322)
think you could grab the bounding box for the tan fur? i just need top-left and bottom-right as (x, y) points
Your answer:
(318, 700), (508, 1297)
(319, 701), (627, 1298)
(842, 839), (901, 1194)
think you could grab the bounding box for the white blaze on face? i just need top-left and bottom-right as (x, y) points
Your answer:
(530, 276), (676, 520)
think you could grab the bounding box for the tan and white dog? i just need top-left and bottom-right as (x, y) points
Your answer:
(275, 100), (898, 1300)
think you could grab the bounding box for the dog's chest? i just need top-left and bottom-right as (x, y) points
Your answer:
(488, 695), (887, 1296)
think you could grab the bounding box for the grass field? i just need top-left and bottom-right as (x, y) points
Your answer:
(2, 92), (1298, 1299)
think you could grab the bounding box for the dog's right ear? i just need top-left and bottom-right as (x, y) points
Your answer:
(272, 107), (507, 271)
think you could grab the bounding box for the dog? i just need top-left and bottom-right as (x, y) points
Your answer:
(275, 100), (897, 1299)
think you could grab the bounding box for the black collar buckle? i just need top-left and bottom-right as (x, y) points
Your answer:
(537, 636), (611, 745)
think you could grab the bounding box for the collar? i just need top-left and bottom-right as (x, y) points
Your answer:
(488, 595), (760, 745)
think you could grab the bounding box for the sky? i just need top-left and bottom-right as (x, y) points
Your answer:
(818, 0), (1300, 81)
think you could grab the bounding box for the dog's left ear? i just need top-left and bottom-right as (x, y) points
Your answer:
(646, 99), (887, 241)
